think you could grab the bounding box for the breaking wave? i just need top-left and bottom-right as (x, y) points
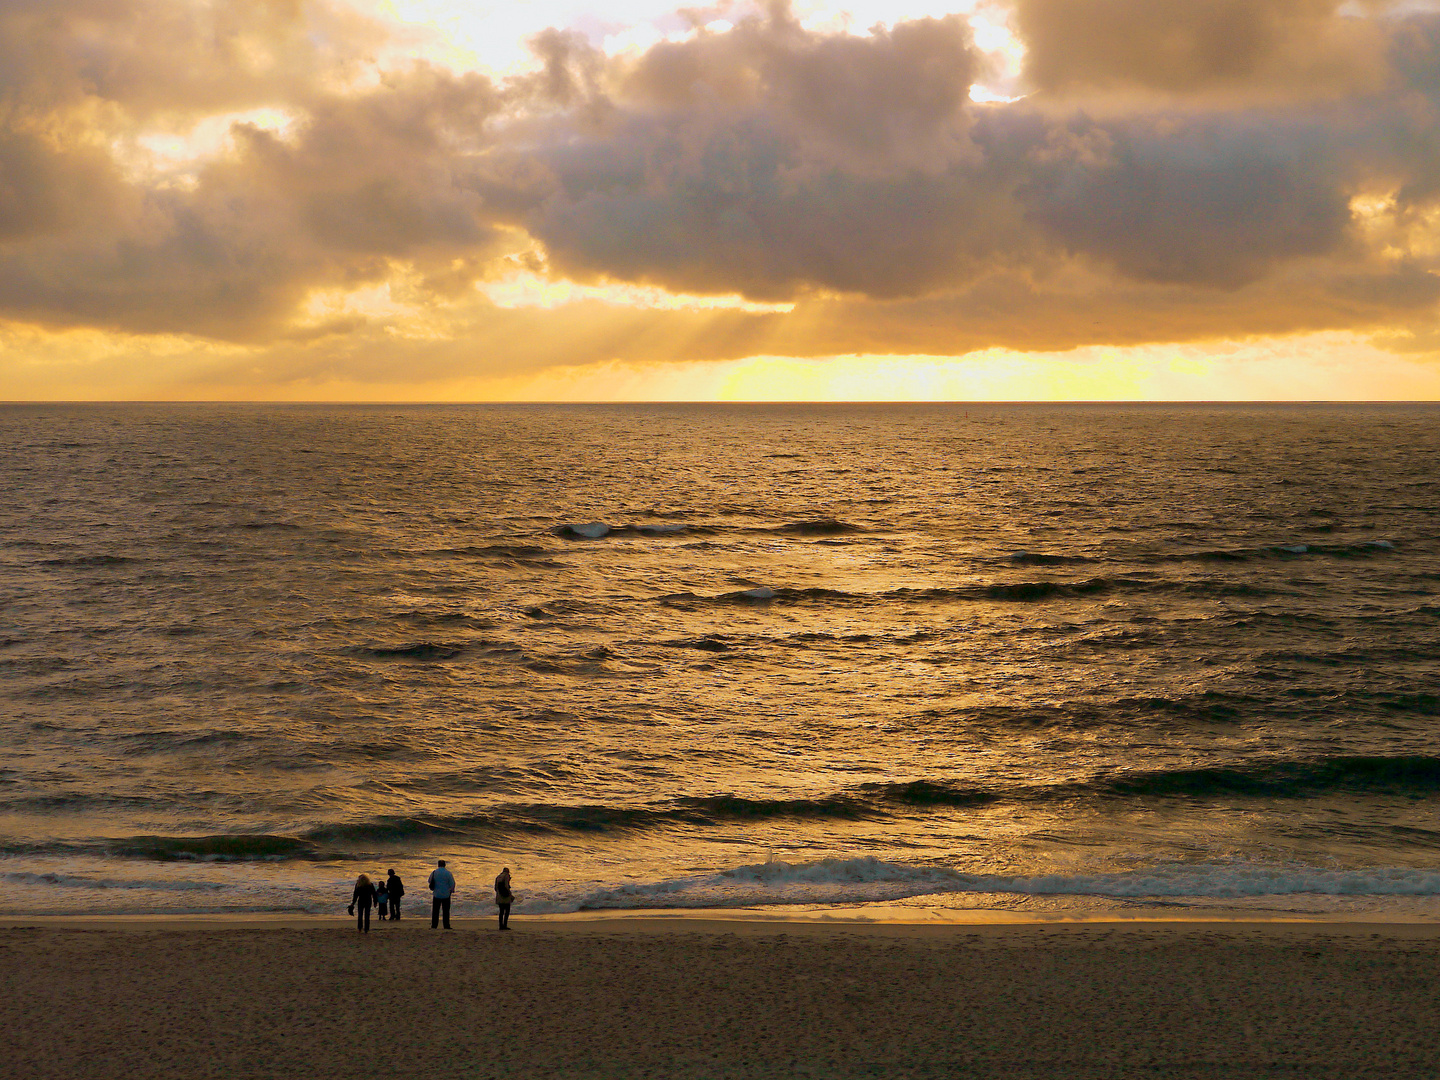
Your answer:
(14, 854), (1440, 917)
(563, 856), (1440, 912)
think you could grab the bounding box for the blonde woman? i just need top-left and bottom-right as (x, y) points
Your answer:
(348, 873), (377, 933)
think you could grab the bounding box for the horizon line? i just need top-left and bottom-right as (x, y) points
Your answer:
(4, 399), (1440, 407)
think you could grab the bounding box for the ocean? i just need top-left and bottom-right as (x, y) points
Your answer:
(3, 401), (1439, 919)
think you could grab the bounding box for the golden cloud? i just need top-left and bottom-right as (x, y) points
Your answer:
(0, 0), (1436, 398)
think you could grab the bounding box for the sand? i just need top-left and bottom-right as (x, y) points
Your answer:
(5, 914), (1440, 1079)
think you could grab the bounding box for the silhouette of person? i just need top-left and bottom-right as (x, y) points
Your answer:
(376, 875), (390, 920)
(386, 869), (405, 921)
(349, 873), (376, 933)
(429, 859), (455, 929)
(494, 867), (513, 930)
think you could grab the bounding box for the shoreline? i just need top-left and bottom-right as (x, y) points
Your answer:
(6, 902), (1440, 935)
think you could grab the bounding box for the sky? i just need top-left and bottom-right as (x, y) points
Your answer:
(2, 0), (1440, 401)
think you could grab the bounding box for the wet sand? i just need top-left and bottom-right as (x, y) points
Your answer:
(5, 915), (1440, 1079)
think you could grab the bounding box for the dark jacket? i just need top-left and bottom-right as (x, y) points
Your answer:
(387, 874), (404, 899)
(351, 881), (377, 908)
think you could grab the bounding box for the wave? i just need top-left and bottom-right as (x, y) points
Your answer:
(114, 728), (266, 749)
(565, 856), (1440, 911)
(863, 759), (1440, 804)
(656, 636), (733, 651)
(250, 791), (990, 851)
(1379, 693), (1440, 715)
(763, 519), (865, 536)
(37, 554), (139, 568)
(553, 522), (704, 540)
(552, 518), (864, 540)
(16, 756), (1440, 864)
(301, 816), (478, 844)
(350, 638), (529, 661)
(0, 870), (228, 892)
(864, 779), (1001, 806)
(351, 641), (471, 661)
(1007, 552), (1094, 565)
(427, 544), (563, 566)
(657, 576), (1272, 607)
(1149, 539), (1397, 564)
(1000, 541), (1396, 569)
(1094, 755), (1440, 797)
(657, 586), (846, 605)
(73, 834), (322, 861)
(392, 611), (498, 631)
(977, 578), (1121, 600)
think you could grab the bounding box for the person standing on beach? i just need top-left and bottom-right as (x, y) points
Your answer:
(494, 867), (513, 930)
(375, 875), (389, 920)
(386, 869), (405, 920)
(428, 859), (455, 929)
(348, 873), (377, 933)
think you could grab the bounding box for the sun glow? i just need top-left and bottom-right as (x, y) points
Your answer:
(114, 108), (298, 183)
(478, 271), (795, 313)
(358, 0), (1025, 97)
(440, 335), (1440, 403)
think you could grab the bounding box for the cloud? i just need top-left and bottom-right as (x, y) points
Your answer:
(0, 0), (379, 123)
(1013, 0), (1388, 99)
(0, 0), (1436, 391)
(521, 7), (1440, 304)
(519, 11), (1013, 300)
(0, 2), (513, 338)
(1012, 107), (1357, 287)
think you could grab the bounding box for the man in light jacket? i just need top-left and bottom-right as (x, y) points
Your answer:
(429, 859), (456, 929)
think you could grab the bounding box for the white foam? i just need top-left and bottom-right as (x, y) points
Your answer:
(542, 858), (1440, 913)
(736, 586), (776, 600)
(565, 522), (610, 539)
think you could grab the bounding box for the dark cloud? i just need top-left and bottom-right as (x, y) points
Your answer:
(617, 10), (980, 168)
(0, 131), (117, 243)
(521, 13), (1427, 297)
(1014, 0), (1387, 98)
(518, 12), (1011, 301)
(1012, 108), (1357, 287)
(0, 0), (1435, 369)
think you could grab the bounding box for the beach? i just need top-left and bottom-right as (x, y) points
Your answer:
(6, 914), (1440, 1079)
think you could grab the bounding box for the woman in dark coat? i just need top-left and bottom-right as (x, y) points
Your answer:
(349, 873), (377, 933)
(494, 867), (513, 930)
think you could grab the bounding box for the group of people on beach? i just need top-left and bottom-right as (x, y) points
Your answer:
(349, 861), (513, 933)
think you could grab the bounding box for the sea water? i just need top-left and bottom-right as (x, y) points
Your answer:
(2, 402), (1439, 918)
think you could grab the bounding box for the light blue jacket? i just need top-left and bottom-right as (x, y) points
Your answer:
(428, 866), (456, 899)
